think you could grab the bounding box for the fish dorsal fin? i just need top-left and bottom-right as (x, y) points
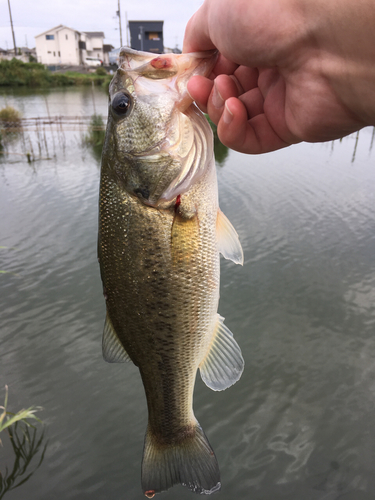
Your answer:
(102, 313), (132, 363)
(216, 209), (244, 265)
(199, 314), (244, 391)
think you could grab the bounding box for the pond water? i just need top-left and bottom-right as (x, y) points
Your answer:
(1, 87), (375, 500)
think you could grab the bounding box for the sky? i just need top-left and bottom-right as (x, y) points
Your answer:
(0, 0), (203, 52)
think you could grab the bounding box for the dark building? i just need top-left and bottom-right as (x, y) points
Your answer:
(128, 21), (163, 54)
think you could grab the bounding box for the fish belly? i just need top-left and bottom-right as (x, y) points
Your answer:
(99, 170), (219, 433)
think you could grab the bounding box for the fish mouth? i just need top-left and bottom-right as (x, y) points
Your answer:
(118, 48), (218, 112)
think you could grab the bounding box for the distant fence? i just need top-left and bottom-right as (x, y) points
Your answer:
(0, 115), (107, 132)
(0, 115), (107, 162)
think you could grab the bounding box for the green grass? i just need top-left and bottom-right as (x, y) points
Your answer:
(0, 386), (42, 442)
(0, 58), (112, 88)
(0, 106), (22, 129)
(83, 114), (106, 160)
(0, 386), (46, 498)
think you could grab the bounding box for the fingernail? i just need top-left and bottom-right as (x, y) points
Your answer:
(223, 101), (233, 125)
(212, 81), (224, 109)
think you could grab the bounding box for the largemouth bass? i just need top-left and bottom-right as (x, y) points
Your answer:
(98, 47), (244, 497)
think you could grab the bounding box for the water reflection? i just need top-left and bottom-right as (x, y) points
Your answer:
(0, 423), (47, 499)
(2, 88), (375, 500)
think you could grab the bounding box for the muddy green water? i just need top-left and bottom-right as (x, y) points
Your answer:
(1, 87), (375, 500)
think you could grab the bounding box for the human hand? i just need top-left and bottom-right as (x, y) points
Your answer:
(183, 0), (375, 154)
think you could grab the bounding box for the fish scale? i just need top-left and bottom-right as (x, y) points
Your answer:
(98, 47), (244, 497)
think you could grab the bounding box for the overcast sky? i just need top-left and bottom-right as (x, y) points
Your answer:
(0, 0), (203, 52)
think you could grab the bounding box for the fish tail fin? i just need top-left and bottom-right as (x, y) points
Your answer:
(141, 422), (221, 497)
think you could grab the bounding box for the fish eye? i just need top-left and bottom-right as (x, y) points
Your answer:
(111, 92), (132, 116)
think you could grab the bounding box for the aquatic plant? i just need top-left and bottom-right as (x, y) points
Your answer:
(84, 114), (106, 146)
(0, 386), (42, 440)
(0, 106), (22, 130)
(0, 387), (46, 498)
(0, 423), (47, 499)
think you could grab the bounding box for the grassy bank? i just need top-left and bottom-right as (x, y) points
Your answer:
(0, 58), (112, 88)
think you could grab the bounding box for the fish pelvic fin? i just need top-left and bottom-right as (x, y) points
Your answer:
(102, 312), (132, 363)
(141, 423), (221, 497)
(216, 208), (244, 265)
(199, 314), (244, 391)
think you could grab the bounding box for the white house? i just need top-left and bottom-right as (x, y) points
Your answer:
(35, 25), (106, 65)
(82, 32), (105, 61)
(0, 46), (36, 63)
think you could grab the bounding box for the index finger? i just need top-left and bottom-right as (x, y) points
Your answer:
(183, 4), (215, 53)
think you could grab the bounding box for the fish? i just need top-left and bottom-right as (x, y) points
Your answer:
(98, 47), (244, 497)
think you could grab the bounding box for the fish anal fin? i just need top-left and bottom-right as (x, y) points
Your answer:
(216, 208), (244, 265)
(102, 312), (132, 363)
(142, 422), (221, 496)
(199, 314), (244, 391)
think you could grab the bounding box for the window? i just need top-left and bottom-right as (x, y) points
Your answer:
(47, 51), (51, 54)
(58, 51), (61, 57)
(53, 51), (56, 56)
(66, 34), (68, 40)
(46, 34), (54, 40)
(148, 32), (160, 40)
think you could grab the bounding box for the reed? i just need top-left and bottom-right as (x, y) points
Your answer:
(0, 386), (42, 442)
(0, 106), (22, 129)
(0, 386), (46, 498)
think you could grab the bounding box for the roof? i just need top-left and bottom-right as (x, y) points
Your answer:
(83, 32), (105, 38)
(35, 24), (80, 38)
(128, 20), (164, 23)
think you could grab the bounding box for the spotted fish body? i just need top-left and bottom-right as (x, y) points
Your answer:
(98, 48), (244, 497)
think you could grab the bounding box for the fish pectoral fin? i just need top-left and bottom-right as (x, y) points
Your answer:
(216, 208), (244, 265)
(102, 312), (132, 363)
(199, 314), (244, 391)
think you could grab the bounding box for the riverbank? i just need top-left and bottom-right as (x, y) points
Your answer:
(0, 59), (112, 88)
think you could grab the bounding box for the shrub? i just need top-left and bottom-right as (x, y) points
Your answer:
(0, 106), (22, 129)
(0, 59), (112, 88)
(95, 67), (107, 76)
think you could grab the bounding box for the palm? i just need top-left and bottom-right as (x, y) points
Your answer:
(188, 60), (363, 154)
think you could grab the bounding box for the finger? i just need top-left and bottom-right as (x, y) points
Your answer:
(187, 76), (213, 114)
(206, 74), (240, 125)
(233, 66), (259, 92)
(239, 87), (265, 118)
(211, 54), (239, 77)
(183, 5), (215, 53)
(217, 97), (291, 154)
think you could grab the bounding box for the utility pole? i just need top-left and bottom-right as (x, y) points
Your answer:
(125, 11), (129, 46)
(7, 0), (17, 55)
(139, 26), (144, 51)
(117, 0), (123, 47)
